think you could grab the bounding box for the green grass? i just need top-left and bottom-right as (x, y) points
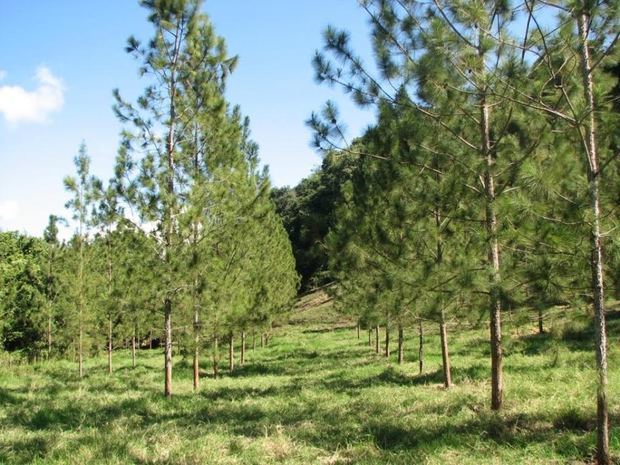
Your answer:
(0, 305), (618, 464)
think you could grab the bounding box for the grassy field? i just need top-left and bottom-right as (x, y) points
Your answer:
(0, 300), (618, 464)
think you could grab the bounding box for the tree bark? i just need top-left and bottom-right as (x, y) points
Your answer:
(240, 331), (246, 367)
(131, 333), (136, 369)
(384, 325), (390, 358)
(397, 325), (404, 364)
(229, 333), (234, 373)
(193, 307), (200, 392)
(439, 313), (452, 389)
(108, 317), (113, 374)
(252, 330), (256, 352)
(375, 326), (380, 354)
(78, 326), (83, 378)
(418, 320), (424, 375)
(538, 307), (544, 334)
(480, 73), (503, 411)
(577, 12), (610, 464)
(212, 335), (219, 379)
(47, 312), (52, 359)
(356, 322), (360, 339)
(164, 298), (173, 397)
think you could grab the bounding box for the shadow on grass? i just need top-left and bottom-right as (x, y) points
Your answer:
(1, 322), (616, 464)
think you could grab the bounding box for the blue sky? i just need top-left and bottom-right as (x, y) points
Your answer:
(0, 1), (376, 237)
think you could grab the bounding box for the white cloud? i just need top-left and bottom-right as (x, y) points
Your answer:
(0, 200), (19, 223)
(0, 66), (64, 124)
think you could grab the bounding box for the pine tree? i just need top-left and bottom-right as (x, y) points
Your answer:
(63, 142), (99, 377)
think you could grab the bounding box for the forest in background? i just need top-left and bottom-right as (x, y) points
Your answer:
(0, 0), (618, 464)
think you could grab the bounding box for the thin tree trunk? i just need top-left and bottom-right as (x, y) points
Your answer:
(193, 307), (200, 392)
(131, 332), (136, 368)
(252, 330), (256, 352)
(164, 298), (172, 398)
(149, 328), (153, 350)
(240, 331), (246, 367)
(212, 335), (219, 380)
(78, 326), (83, 378)
(368, 329), (372, 347)
(374, 326), (379, 354)
(397, 325), (404, 364)
(578, 13), (609, 464)
(384, 325), (390, 358)
(356, 322), (360, 339)
(538, 307), (544, 334)
(229, 333), (234, 372)
(108, 317), (113, 374)
(418, 320), (424, 375)
(480, 70), (503, 410)
(47, 312), (52, 359)
(439, 313), (452, 389)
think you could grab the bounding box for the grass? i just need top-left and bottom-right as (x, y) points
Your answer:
(0, 303), (618, 464)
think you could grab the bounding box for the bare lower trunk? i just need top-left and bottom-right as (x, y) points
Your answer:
(229, 333), (234, 373)
(240, 331), (246, 367)
(481, 81), (503, 411)
(108, 317), (113, 374)
(212, 335), (219, 379)
(578, 13), (609, 464)
(418, 320), (424, 374)
(356, 322), (360, 339)
(439, 314), (452, 389)
(375, 326), (379, 354)
(252, 330), (256, 352)
(193, 308), (200, 392)
(149, 329), (153, 350)
(397, 325), (404, 364)
(538, 307), (544, 334)
(47, 313), (52, 358)
(131, 333), (136, 368)
(164, 298), (172, 398)
(78, 325), (83, 378)
(384, 325), (390, 358)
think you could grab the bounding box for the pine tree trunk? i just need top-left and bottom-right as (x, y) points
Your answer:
(439, 313), (452, 389)
(577, 13), (609, 464)
(47, 312), (52, 359)
(538, 307), (544, 334)
(131, 333), (136, 369)
(164, 298), (173, 397)
(193, 308), (200, 392)
(108, 317), (113, 374)
(375, 326), (380, 354)
(229, 333), (234, 373)
(480, 69), (503, 410)
(252, 330), (256, 352)
(418, 320), (424, 375)
(240, 331), (246, 367)
(212, 335), (219, 379)
(397, 325), (404, 364)
(78, 326), (83, 378)
(384, 325), (390, 358)
(356, 322), (360, 339)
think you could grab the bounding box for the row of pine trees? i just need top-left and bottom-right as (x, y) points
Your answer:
(0, 0), (298, 396)
(307, 1), (618, 464)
